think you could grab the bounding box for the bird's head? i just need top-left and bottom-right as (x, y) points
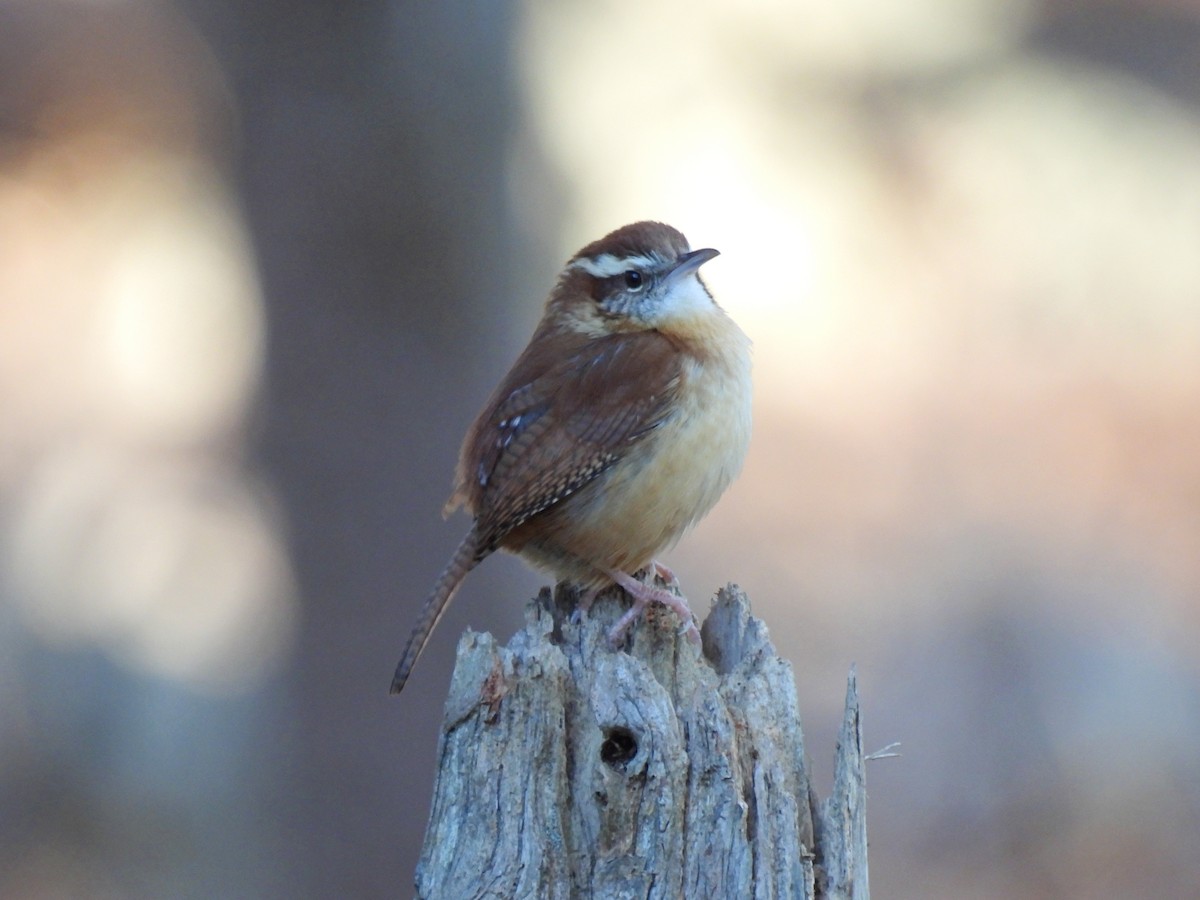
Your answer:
(546, 221), (721, 337)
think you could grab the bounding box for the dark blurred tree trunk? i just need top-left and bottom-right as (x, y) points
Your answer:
(184, 1), (550, 894)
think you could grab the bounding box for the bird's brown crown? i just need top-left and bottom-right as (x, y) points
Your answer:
(571, 221), (690, 267)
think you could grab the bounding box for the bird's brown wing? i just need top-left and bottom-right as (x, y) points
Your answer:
(462, 330), (685, 553)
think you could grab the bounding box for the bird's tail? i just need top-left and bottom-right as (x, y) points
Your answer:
(390, 529), (482, 695)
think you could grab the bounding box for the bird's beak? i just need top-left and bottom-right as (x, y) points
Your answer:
(666, 247), (720, 284)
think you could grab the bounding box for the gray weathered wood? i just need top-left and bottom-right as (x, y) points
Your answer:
(414, 583), (868, 899)
(814, 668), (869, 900)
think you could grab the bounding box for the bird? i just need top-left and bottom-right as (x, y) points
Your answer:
(390, 220), (752, 694)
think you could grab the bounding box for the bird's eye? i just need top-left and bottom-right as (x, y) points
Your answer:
(623, 270), (643, 290)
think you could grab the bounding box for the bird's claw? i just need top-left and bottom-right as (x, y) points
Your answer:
(603, 567), (700, 646)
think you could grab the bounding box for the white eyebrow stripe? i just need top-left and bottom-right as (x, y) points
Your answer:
(570, 253), (659, 278)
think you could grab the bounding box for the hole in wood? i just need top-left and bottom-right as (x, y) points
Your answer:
(600, 726), (638, 769)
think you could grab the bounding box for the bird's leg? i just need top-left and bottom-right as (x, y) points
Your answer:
(569, 583), (603, 625)
(577, 584), (602, 612)
(603, 567), (701, 646)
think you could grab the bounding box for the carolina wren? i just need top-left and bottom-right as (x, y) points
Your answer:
(390, 221), (751, 694)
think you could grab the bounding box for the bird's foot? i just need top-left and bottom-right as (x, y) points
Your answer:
(603, 567), (701, 646)
(650, 560), (680, 590)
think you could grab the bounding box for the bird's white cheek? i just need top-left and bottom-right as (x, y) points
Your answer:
(653, 274), (713, 322)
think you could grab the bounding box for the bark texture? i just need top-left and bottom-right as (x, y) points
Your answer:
(414, 583), (868, 899)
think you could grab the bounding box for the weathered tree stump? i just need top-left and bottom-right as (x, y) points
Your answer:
(414, 583), (868, 899)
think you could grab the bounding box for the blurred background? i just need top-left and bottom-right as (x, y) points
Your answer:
(1, 0), (1198, 897)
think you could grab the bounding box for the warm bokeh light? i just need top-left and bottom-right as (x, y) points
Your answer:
(0, 10), (295, 690)
(7, 443), (295, 688)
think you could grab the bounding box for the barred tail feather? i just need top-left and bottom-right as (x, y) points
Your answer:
(390, 530), (482, 695)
